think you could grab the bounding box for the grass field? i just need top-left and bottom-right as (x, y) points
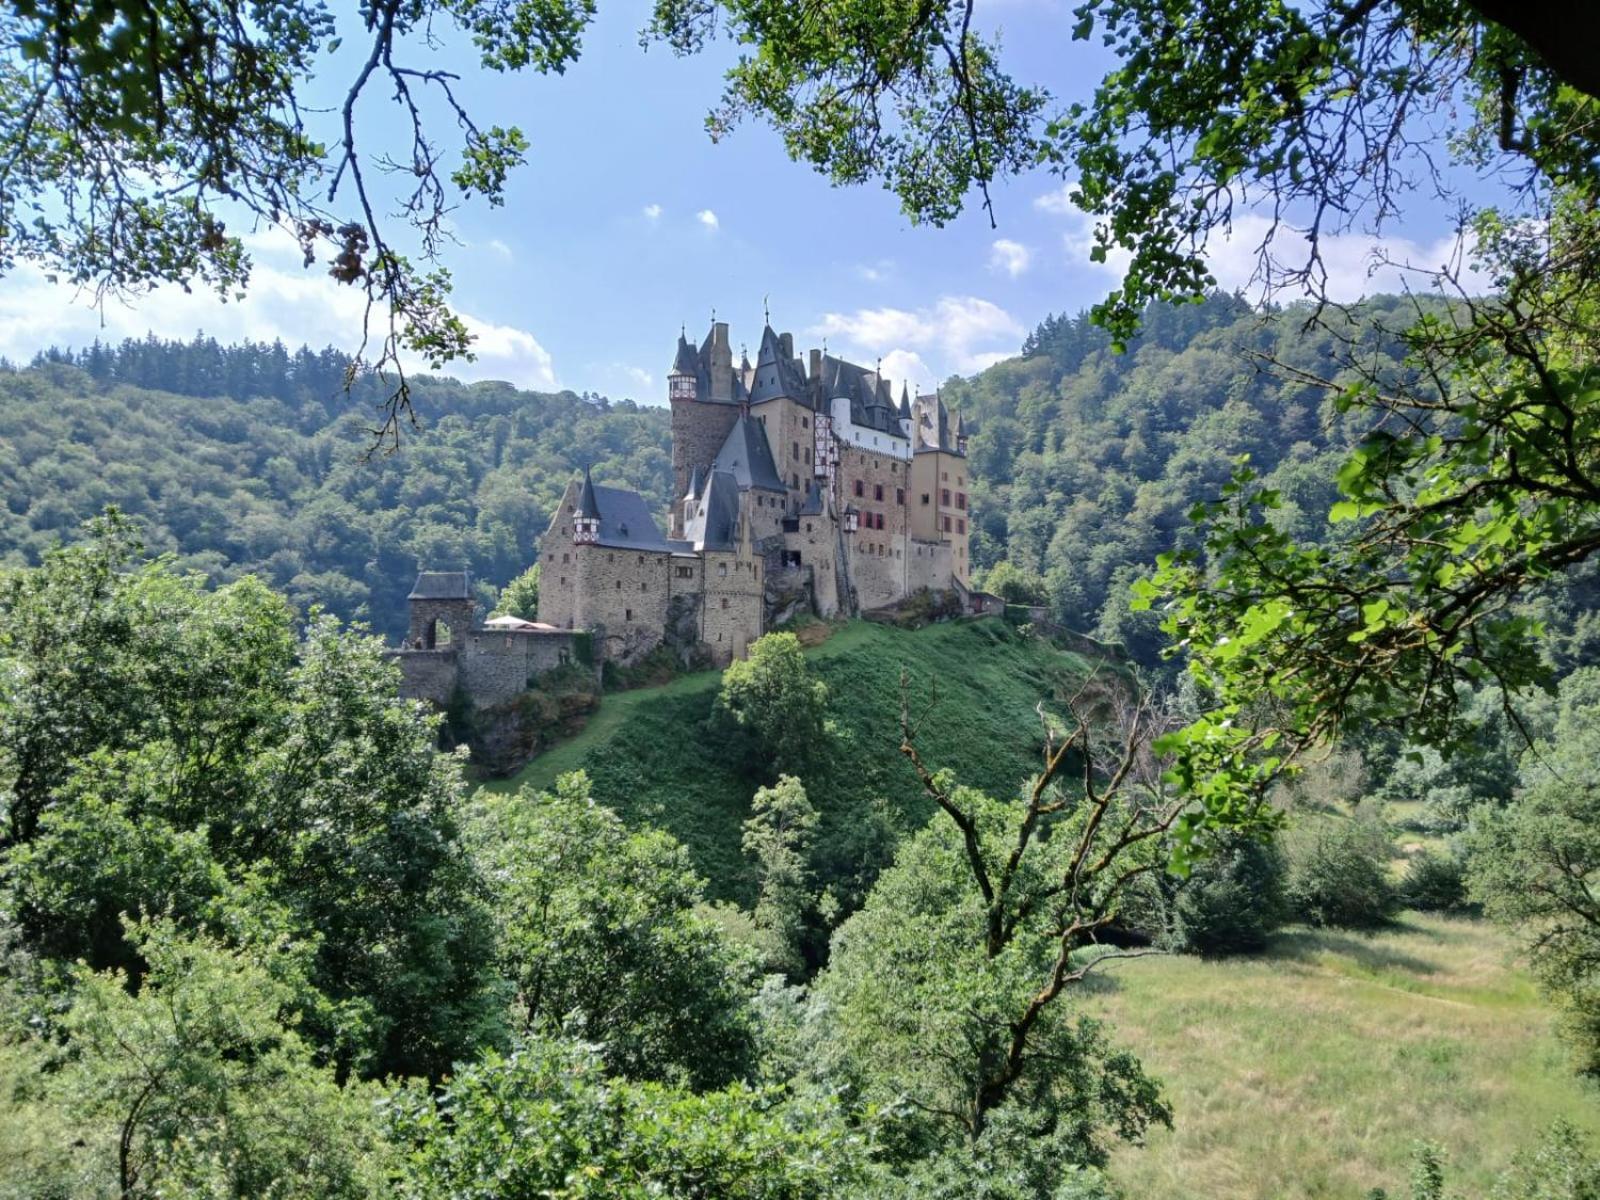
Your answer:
(1085, 914), (1600, 1199)
(479, 618), (1102, 903)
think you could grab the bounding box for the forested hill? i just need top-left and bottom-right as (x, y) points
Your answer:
(0, 338), (672, 637)
(7, 302), (1593, 658)
(946, 293), (1443, 662)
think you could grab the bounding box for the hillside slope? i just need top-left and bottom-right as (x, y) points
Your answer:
(484, 618), (1107, 906)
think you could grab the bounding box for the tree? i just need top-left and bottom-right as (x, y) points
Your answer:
(48, 918), (389, 1200)
(470, 772), (759, 1089)
(742, 774), (820, 977)
(804, 673), (1255, 1189)
(496, 563), (541, 621)
(389, 1034), (872, 1200)
(715, 632), (830, 779)
(0, 515), (503, 1081)
(1468, 669), (1600, 1072)
(0, 0), (587, 437)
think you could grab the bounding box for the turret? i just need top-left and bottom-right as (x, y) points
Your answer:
(668, 332), (697, 402)
(954, 411), (968, 456)
(898, 383), (913, 437)
(574, 465), (602, 544)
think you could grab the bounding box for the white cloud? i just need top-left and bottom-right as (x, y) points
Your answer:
(486, 238), (514, 260)
(697, 209), (719, 231)
(643, 203), (663, 221)
(809, 296), (1025, 377)
(1202, 214), (1483, 302)
(879, 349), (933, 399)
(1033, 183), (1080, 215)
(989, 238), (1031, 278)
(855, 259), (894, 284)
(0, 235), (558, 391)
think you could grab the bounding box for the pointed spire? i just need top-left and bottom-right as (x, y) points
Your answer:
(898, 383), (912, 420)
(685, 465), (703, 500)
(577, 464), (602, 519)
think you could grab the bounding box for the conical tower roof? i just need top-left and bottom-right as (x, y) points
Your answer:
(577, 464), (602, 519)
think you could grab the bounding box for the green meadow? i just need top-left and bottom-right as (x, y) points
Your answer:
(1087, 914), (1599, 1198)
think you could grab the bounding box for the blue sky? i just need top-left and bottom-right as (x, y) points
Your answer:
(0, 0), (1475, 406)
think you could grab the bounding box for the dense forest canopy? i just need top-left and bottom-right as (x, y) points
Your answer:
(0, 336), (672, 637)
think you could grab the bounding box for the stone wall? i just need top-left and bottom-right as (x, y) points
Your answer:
(459, 628), (584, 707)
(702, 547), (764, 663)
(910, 449), (971, 583)
(574, 543), (675, 665)
(537, 479), (581, 630)
(906, 537), (954, 596)
(670, 397), (742, 524)
(391, 648), (459, 705)
(783, 512), (840, 617)
(406, 598), (476, 649)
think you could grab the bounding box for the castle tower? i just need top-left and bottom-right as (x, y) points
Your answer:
(669, 322), (743, 535)
(406, 571), (475, 649)
(574, 465), (602, 544)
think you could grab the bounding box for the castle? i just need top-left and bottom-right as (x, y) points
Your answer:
(536, 319), (973, 665)
(390, 319), (977, 727)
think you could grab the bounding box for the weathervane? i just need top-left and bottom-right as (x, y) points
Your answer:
(763, 293), (770, 325)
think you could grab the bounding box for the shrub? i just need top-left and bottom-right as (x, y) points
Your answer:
(1397, 849), (1471, 913)
(1285, 819), (1397, 929)
(1162, 834), (1288, 955)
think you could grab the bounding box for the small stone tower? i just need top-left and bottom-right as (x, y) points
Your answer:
(406, 570), (475, 649)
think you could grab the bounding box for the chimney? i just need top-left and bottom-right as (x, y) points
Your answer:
(808, 348), (821, 380)
(779, 331), (794, 361)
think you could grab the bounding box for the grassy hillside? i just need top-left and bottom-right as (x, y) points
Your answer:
(1086, 914), (1600, 1198)
(482, 618), (1105, 904)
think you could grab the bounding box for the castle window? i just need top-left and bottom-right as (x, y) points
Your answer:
(637, 555), (644, 564)
(873, 483), (883, 501)
(792, 442), (799, 460)
(802, 416), (809, 428)
(640, 581), (647, 591)
(921, 493), (930, 505)
(626, 609), (633, 621)
(616, 580), (622, 589)
(941, 471), (948, 482)
(958, 519), (966, 534)
(805, 447), (812, 464)
(896, 488), (905, 504)
(943, 516), (952, 532)
(676, 565), (693, 579)
(941, 488), (951, 505)
(805, 522), (812, 532)
(957, 493), (967, 510)
(958, 475), (964, 485)
(560, 577), (567, 585)
(721, 598), (729, 609)
(607, 553), (614, 563)
(719, 563), (728, 577)
(563, 552), (570, 563)
(853, 479), (864, 497)
(792, 474), (800, 488)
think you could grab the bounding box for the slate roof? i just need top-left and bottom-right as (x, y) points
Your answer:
(712, 411), (786, 492)
(590, 484), (670, 551)
(571, 472), (670, 551)
(797, 480), (827, 517)
(576, 464), (603, 519)
(409, 571), (471, 601)
(749, 325), (809, 405)
(670, 333), (697, 375)
(816, 353), (901, 435)
(684, 469), (743, 551)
